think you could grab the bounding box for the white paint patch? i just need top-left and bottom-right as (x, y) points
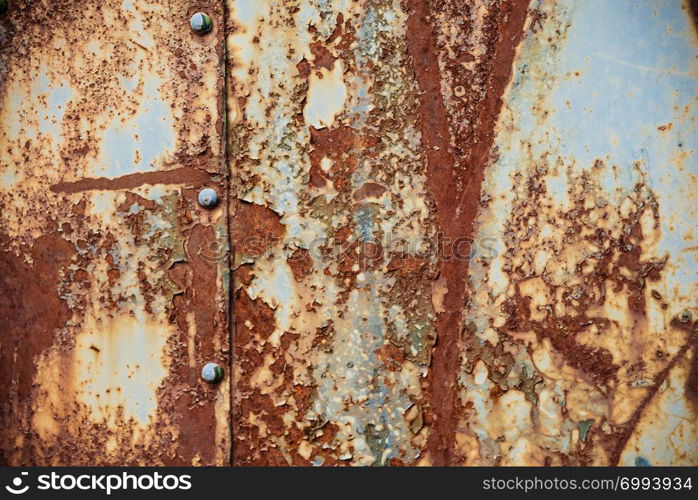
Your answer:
(98, 78), (174, 178)
(74, 311), (170, 430)
(303, 61), (347, 129)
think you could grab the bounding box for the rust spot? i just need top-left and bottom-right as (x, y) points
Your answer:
(308, 125), (363, 188)
(0, 233), (74, 464)
(296, 58), (311, 79)
(310, 41), (338, 71)
(230, 200), (286, 259)
(287, 248), (313, 281)
(375, 344), (406, 372)
(352, 182), (387, 201)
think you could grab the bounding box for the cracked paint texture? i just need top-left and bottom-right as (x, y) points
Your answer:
(0, 0), (230, 465)
(457, 0), (698, 465)
(1, 0), (696, 467)
(228, 0), (697, 466)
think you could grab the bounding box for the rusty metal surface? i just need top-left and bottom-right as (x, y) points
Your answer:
(459, 0), (698, 466)
(226, 0), (528, 466)
(0, 0), (230, 465)
(1, 0), (697, 467)
(227, 0), (697, 466)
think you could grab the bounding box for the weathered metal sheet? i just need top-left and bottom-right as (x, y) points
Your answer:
(227, 0), (697, 466)
(0, 0), (230, 465)
(2, 0), (696, 468)
(458, 0), (698, 466)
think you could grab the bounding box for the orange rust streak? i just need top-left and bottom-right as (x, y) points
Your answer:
(611, 337), (694, 465)
(405, 0), (531, 465)
(49, 167), (212, 194)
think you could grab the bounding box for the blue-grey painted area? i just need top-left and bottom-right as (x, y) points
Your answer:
(464, 0), (697, 465)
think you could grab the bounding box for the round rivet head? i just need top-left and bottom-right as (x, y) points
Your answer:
(197, 187), (219, 209)
(190, 12), (212, 34)
(201, 362), (223, 383)
(0, 0), (8, 16)
(679, 309), (692, 323)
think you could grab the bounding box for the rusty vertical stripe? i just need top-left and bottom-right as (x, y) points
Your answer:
(404, 0), (531, 466)
(0, 0), (230, 465)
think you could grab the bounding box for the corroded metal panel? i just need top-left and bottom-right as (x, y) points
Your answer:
(226, 0), (529, 466)
(2, 0), (696, 468)
(227, 0), (697, 467)
(0, 0), (230, 465)
(458, 0), (698, 466)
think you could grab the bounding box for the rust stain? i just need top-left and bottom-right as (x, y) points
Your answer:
(611, 323), (695, 465)
(454, 0), (698, 466)
(226, 0), (533, 466)
(0, 234), (74, 463)
(404, 0), (531, 465)
(230, 200), (286, 262)
(50, 167), (213, 194)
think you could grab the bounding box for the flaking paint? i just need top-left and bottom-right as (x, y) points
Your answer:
(1, 0), (230, 465)
(1, 0), (696, 467)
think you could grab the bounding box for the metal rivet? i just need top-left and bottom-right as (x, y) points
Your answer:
(0, 0), (7, 16)
(679, 309), (692, 323)
(201, 362), (223, 383)
(197, 187), (219, 209)
(190, 12), (212, 34)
